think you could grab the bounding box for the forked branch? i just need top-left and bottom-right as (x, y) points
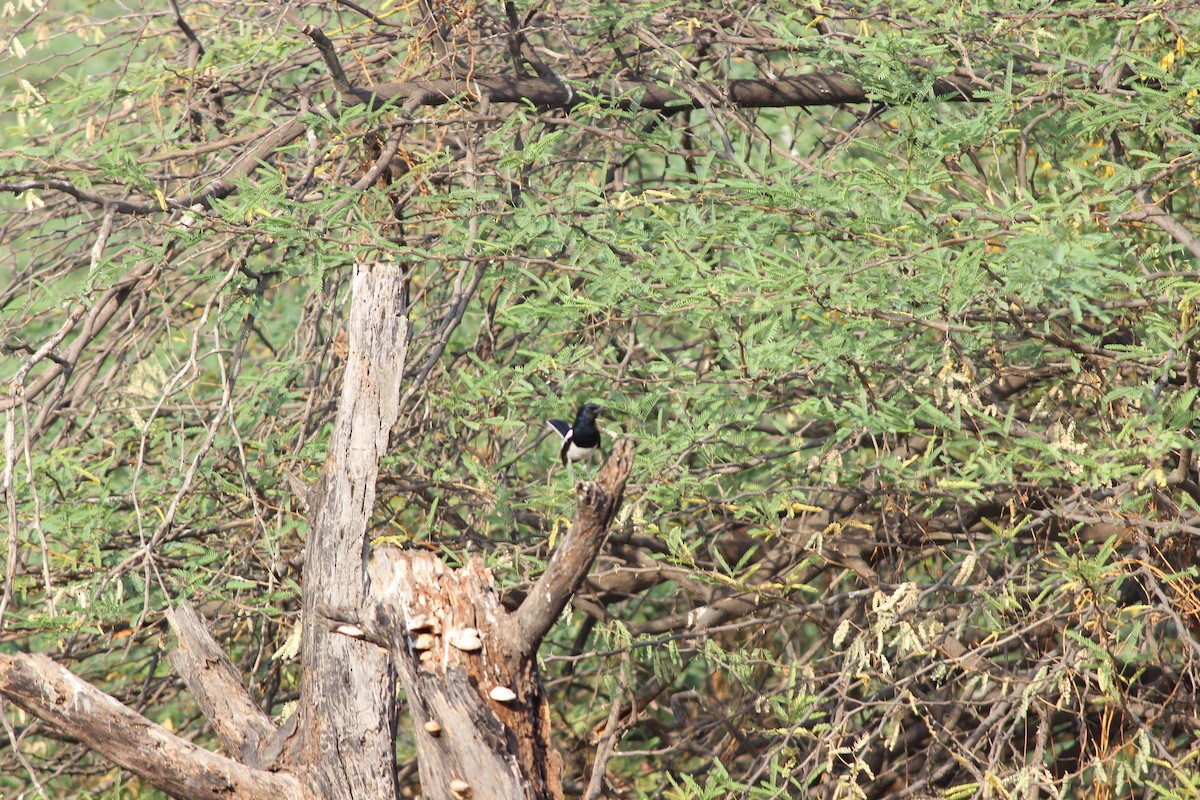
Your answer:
(0, 652), (304, 800)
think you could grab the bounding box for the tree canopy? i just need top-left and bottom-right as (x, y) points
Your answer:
(2, 0), (1200, 797)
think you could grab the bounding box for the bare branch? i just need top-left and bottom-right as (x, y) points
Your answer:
(0, 68), (972, 220)
(0, 653), (305, 800)
(167, 603), (277, 765)
(363, 71), (982, 111)
(0, 117), (306, 216)
(510, 440), (635, 654)
(272, 3), (356, 100)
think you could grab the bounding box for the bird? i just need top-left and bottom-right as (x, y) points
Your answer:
(546, 403), (604, 473)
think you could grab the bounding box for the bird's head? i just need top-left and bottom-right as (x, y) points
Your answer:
(577, 402), (604, 421)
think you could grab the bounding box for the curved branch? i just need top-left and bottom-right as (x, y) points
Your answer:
(510, 439), (635, 654)
(0, 652), (305, 800)
(0, 69), (974, 219)
(0, 117), (307, 216)
(167, 603), (278, 765)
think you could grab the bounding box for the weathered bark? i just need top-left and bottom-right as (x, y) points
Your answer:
(358, 72), (981, 111)
(0, 263), (626, 798)
(0, 263), (411, 800)
(167, 603), (277, 765)
(0, 652), (304, 800)
(509, 441), (636, 654)
(324, 439), (635, 800)
(374, 553), (555, 800)
(291, 263), (410, 796)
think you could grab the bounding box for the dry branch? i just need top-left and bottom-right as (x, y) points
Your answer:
(167, 602), (277, 765)
(358, 71), (980, 111)
(0, 652), (304, 800)
(318, 442), (635, 800)
(511, 439), (636, 654)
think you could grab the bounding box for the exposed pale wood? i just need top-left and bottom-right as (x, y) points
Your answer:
(293, 263), (410, 797)
(369, 551), (560, 800)
(0, 652), (305, 800)
(327, 442), (635, 800)
(167, 602), (277, 764)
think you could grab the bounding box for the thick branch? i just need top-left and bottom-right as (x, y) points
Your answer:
(362, 71), (981, 110)
(510, 440), (635, 654)
(0, 69), (974, 218)
(0, 653), (304, 800)
(294, 263), (409, 797)
(167, 602), (277, 765)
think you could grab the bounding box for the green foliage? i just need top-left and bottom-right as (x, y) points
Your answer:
(4, 0), (1200, 797)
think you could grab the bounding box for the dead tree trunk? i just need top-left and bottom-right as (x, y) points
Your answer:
(0, 259), (635, 799)
(327, 440), (635, 800)
(0, 262), (409, 800)
(285, 262), (410, 796)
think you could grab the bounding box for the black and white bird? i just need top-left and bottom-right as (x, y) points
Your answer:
(546, 403), (604, 471)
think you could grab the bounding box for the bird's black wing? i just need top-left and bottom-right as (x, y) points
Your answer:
(546, 419), (571, 438)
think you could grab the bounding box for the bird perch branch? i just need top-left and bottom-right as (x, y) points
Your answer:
(510, 440), (635, 655)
